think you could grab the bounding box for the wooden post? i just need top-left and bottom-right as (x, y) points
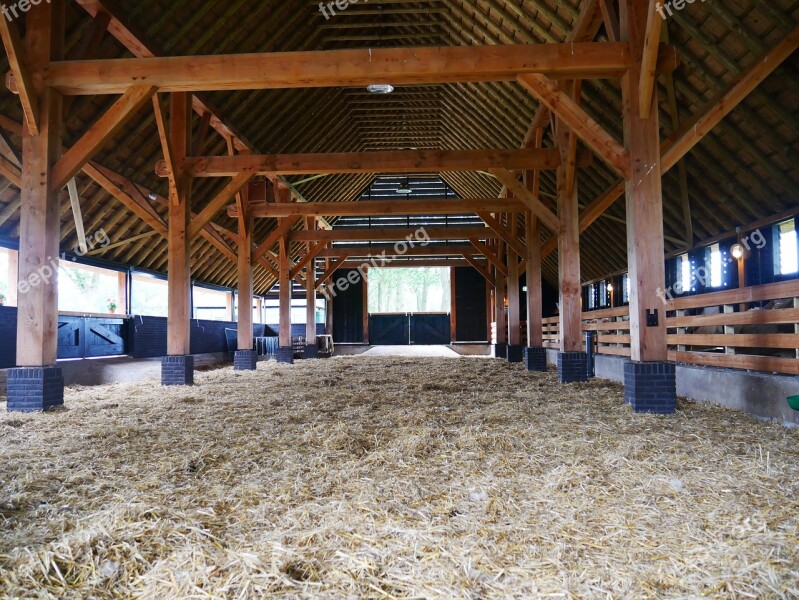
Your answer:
(325, 259), (334, 336)
(9, 2), (66, 410)
(305, 217), (319, 357)
(166, 92), (192, 356)
(524, 172), (544, 349)
(620, 0), (675, 413)
(450, 266), (457, 343)
(507, 215), (522, 361)
(116, 271), (127, 314)
(234, 182), (256, 370)
(556, 132), (582, 354)
(494, 239), (507, 356)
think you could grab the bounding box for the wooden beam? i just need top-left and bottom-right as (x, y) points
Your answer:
(556, 126), (582, 354)
(255, 215), (303, 257)
(66, 178), (87, 254)
(305, 218), (318, 348)
(0, 153), (22, 187)
(188, 173), (252, 239)
(550, 26), (799, 251)
(237, 183), (253, 352)
(16, 2), (62, 367)
(0, 14), (39, 134)
(229, 197), (521, 218)
(48, 42), (636, 95)
(315, 255), (349, 288)
(622, 0), (667, 363)
(638, 0), (663, 118)
(278, 235), (292, 348)
(489, 168), (560, 232)
(152, 93), (178, 203)
(166, 91), (192, 357)
(292, 227), (497, 242)
(341, 259), (474, 269)
(50, 85), (155, 190)
(159, 148), (576, 178)
(599, 0), (621, 42)
(462, 254), (496, 287)
(518, 73), (631, 178)
(291, 241), (328, 278)
(469, 238), (508, 277)
(507, 215), (522, 347)
(476, 212), (527, 257)
(319, 245), (475, 258)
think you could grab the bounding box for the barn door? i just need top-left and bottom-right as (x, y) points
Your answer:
(369, 314), (410, 345)
(57, 317), (84, 359)
(84, 318), (126, 357)
(410, 314), (450, 345)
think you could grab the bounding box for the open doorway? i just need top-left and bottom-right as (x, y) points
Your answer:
(367, 267), (451, 345)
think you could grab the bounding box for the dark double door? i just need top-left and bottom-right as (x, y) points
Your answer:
(369, 313), (450, 345)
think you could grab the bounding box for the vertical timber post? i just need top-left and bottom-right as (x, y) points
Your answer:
(9, 2), (65, 411)
(161, 92), (194, 385)
(556, 124), (587, 383)
(449, 266), (457, 343)
(305, 217), (319, 358)
(507, 213), (523, 363)
(234, 183), (256, 370)
(620, 0), (676, 413)
(494, 238), (508, 359)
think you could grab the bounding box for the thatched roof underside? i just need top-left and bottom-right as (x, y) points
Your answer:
(0, 0), (797, 293)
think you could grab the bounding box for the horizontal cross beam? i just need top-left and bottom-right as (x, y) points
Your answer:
(228, 198), (522, 218)
(290, 226), (498, 242)
(47, 42), (641, 95)
(158, 148), (591, 178)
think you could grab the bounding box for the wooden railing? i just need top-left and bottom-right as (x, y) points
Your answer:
(535, 280), (799, 375)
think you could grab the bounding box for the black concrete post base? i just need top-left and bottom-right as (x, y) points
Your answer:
(494, 343), (507, 359)
(506, 345), (524, 363)
(161, 355), (194, 386)
(624, 361), (677, 414)
(304, 344), (319, 359)
(276, 346), (294, 364)
(234, 349), (258, 371)
(557, 351), (588, 383)
(7, 366), (64, 412)
(524, 346), (547, 372)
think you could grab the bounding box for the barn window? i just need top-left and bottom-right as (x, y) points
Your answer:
(622, 273), (630, 304)
(131, 272), (169, 317)
(194, 285), (232, 321)
(706, 243), (725, 288)
(774, 218), (798, 276)
(59, 261), (126, 314)
(0, 247), (16, 307)
(676, 253), (694, 294)
(598, 280), (609, 307)
(586, 283), (596, 310)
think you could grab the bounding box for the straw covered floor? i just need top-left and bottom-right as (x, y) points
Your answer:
(1, 356), (798, 598)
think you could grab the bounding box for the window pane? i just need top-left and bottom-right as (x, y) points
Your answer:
(59, 261), (124, 314)
(194, 286), (231, 321)
(367, 267), (451, 313)
(709, 244), (723, 288)
(778, 219), (798, 275)
(131, 274), (168, 317)
(0, 247), (13, 306)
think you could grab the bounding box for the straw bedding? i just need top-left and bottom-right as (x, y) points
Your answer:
(1, 356), (798, 598)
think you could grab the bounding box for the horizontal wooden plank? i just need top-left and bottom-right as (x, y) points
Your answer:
(582, 321), (631, 331)
(667, 308), (799, 328)
(666, 280), (799, 311)
(668, 333), (799, 349)
(669, 351), (799, 375)
(230, 198), (523, 218)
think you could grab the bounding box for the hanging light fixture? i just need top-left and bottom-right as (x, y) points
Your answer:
(367, 84), (394, 94)
(396, 177), (412, 195)
(730, 243), (744, 260)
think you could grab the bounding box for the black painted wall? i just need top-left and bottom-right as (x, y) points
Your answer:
(454, 267), (487, 342)
(332, 270), (365, 344)
(0, 306), (17, 368)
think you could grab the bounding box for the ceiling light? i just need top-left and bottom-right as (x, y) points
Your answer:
(367, 84), (394, 94)
(147, 192), (158, 201)
(730, 243), (744, 260)
(396, 178), (412, 195)
(607, 283), (614, 292)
